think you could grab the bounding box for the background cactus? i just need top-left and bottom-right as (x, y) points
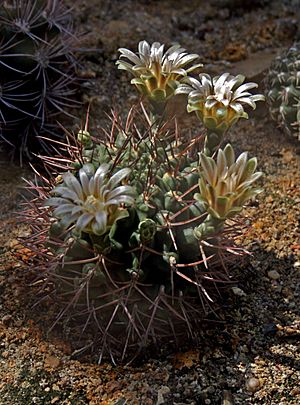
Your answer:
(0, 0), (80, 157)
(264, 42), (300, 142)
(23, 41), (263, 363)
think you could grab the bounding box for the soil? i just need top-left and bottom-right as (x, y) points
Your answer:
(0, 0), (299, 404)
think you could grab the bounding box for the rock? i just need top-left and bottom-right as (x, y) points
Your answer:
(281, 287), (293, 299)
(114, 398), (127, 405)
(267, 270), (280, 280)
(232, 287), (247, 296)
(219, 42), (248, 62)
(156, 386), (171, 405)
(263, 323), (278, 335)
(222, 390), (234, 405)
(78, 69), (97, 79)
(245, 377), (261, 393)
(1, 314), (13, 325)
(1, 351), (9, 358)
(290, 387), (300, 396)
(44, 355), (61, 369)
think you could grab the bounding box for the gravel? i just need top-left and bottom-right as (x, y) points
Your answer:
(0, 0), (299, 404)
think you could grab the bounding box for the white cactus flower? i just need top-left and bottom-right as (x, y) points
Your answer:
(195, 144), (263, 219)
(46, 164), (135, 235)
(176, 73), (265, 131)
(116, 40), (202, 102)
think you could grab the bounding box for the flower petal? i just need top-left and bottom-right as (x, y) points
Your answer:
(63, 173), (84, 200)
(118, 48), (141, 65)
(107, 168), (131, 189)
(76, 213), (94, 231)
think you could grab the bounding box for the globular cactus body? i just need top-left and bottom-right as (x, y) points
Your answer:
(25, 109), (261, 362)
(24, 40), (264, 363)
(265, 43), (300, 142)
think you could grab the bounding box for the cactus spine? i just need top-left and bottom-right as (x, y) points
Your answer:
(0, 0), (80, 156)
(265, 43), (300, 142)
(23, 40), (264, 362)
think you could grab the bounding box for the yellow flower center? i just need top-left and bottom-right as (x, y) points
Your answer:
(84, 195), (105, 213)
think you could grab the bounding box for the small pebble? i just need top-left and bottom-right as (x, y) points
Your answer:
(290, 387), (300, 396)
(156, 386), (171, 405)
(222, 390), (234, 405)
(1, 314), (13, 325)
(232, 287), (247, 297)
(245, 377), (261, 393)
(44, 355), (61, 369)
(282, 287), (293, 299)
(263, 323), (277, 335)
(267, 270), (280, 280)
(78, 69), (97, 78)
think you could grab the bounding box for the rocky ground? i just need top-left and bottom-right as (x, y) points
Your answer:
(0, 0), (299, 404)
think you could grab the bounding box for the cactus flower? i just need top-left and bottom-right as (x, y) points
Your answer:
(176, 73), (265, 132)
(45, 164), (136, 235)
(116, 40), (201, 103)
(195, 144), (263, 220)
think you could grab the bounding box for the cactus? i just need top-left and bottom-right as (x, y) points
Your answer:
(117, 40), (201, 122)
(176, 73), (265, 156)
(46, 164), (135, 235)
(0, 0), (80, 156)
(23, 41), (264, 363)
(265, 43), (300, 142)
(194, 144), (262, 239)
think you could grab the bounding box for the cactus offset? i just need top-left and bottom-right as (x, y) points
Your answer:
(265, 43), (300, 142)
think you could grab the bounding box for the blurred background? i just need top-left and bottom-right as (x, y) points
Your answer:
(70, 0), (300, 129)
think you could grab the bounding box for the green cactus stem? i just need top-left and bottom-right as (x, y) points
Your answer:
(22, 39), (264, 363)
